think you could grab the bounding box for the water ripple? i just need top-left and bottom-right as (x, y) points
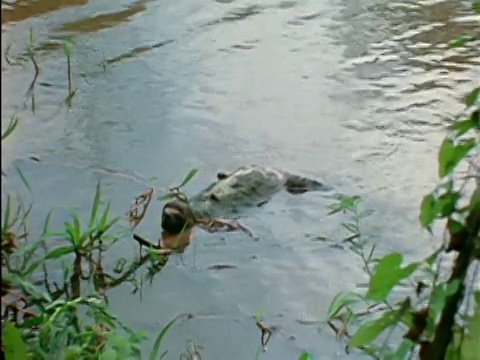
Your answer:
(333, 0), (480, 142)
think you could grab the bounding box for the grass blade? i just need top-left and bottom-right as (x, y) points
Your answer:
(42, 210), (53, 236)
(99, 202), (111, 230)
(44, 246), (76, 260)
(179, 168), (198, 188)
(102, 216), (120, 234)
(13, 163), (31, 192)
(67, 209), (82, 246)
(89, 181), (101, 228)
(1, 116), (19, 141)
(149, 316), (177, 360)
(3, 194), (11, 231)
(65, 222), (78, 247)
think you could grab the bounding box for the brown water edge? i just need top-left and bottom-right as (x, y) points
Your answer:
(2, 0), (480, 358)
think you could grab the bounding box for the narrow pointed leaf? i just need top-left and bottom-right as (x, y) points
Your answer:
(1, 116), (19, 141)
(3, 194), (11, 231)
(465, 87), (479, 107)
(179, 168), (198, 187)
(327, 291), (365, 319)
(349, 310), (399, 348)
(13, 163), (31, 192)
(89, 181), (101, 228)
(149, 317), (177, 360)
(44, 246), (76, 260)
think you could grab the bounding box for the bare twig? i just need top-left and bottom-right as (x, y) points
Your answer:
(195, 218), (254, 237)
(127, 188), (154, 229)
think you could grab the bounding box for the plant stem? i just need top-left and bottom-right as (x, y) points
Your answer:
(424, 207), (480, 359)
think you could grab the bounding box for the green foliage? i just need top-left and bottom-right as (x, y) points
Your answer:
(3, 322), (28, 360)
(1, 23), (202, 360)
(325, 25), (480, 360)
(459, 292), (480, 358)
(157, 168), (199, 201)
(298, 352), (313, 360)
(148, 317), (178, 360)
(465, 87), (479, 107)
(1, 115), (19, 141)
(448, 35), (475, 48)
(62, 38), (74, 58)
(348, 309), (398, 348)
(179, 168), (199, 187)
(13, 162), (32, 192)
(366, 253), (418, 302)
(327, 292), (365, 319)
(1, 178), (179, 359)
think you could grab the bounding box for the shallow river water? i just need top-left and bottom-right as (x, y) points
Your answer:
(2, 0), (479, 358)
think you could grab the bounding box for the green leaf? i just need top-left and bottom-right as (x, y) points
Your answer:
(465, 87), (479, 107)
(349, 310), (399, 348)
(71, 211), (81, 239)
(438, 138), (476, 177)
(469, 186), (480, 214)
(42, 210), (53, 236)
(430, 280), (460, 324)
(99, 203), (112, 230)
(1, 116), (19, 141)
(419, 194), (436, 230)
(13, 162), (31, 192)
(299, 352), (313, 360)
(384, 339), (415, 360)
(366, 253), (418, 302)
(44, 245), (76, 260)
(436, 191), (460, 217)
(64, 346), (82, 360)
(3, 194), (11, 232)
(448, 35), (475, 48)
(65, 222), (78, 246)
(3, 321), (28, 360)
(254, 307), (267, 322)
(106, 332), (131, 359)
(63, 39), (74, 57)
(327, 291), (364, 319)
(461, 311), (480, 359)
(327, 195), (360, 215)
(99, 347), (118, 360)
(449, 118), (477, 136)
(149, 316), (177, 360)
(474, 0), (480, 13)
(29, 27), (34, 48)
(179, 168), (199, 187)
(3, 271), (51, 302)
(89, 181), (101, 228)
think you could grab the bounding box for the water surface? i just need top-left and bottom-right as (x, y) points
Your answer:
(2, 0), (479, 358)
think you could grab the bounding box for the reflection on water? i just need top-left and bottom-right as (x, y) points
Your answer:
(2, 0), (479, 358)
(1, 0), (88, 25)
(54, 0), (146, 34)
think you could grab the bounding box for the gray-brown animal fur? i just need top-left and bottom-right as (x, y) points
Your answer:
(161, 165), (327, 234)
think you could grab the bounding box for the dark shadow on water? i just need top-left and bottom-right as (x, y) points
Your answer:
(105, 39), (175, 65)
(205, 4), (264, 26)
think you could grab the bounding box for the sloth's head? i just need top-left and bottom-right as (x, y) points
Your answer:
(161, 198), (195, 234)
